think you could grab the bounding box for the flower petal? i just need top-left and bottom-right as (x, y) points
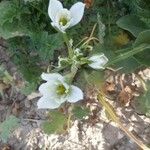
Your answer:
(70, 2), (85, 27)
(39, 82), (57, 97)
(88, 54), (108, 69)
(37, 96), (60, 109)
(48, 0), (63, 22)
(41, 73), (64, 82)
(67, 85), (83, 103)
(51, 22), (65, 33)
(54, 8), (71, 32)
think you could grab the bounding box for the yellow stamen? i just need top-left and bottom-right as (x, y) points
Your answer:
(59, 17), (68, 26)
(56, 84), (66, 95)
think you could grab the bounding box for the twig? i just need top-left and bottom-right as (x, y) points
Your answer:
(23, 118), (42, 122)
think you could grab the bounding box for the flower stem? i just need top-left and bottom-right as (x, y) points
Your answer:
(67, 64), (79, 84)
(63, 33), (73, 58)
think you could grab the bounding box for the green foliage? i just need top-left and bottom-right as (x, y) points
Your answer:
(107, 44), (148, 64)
(73, 106), (90, 119)
(0, 0), (64, 91)
(30, 32), (64, 61)
(84, 70), (105, 88)
(8, 37), (41, 81)
(0, 115), (19, 143)
(134, 30), (150, 46)
(0, 0), (134, 94)
(24, 0), (42, 2)
(21, 82), (38, 96)
(97, 14), (105, 44)
(135, 81), (150, 117)
(0, 1), (18, 26)
(120, 0), (150, 19)
(42, 111), (67, 134)
(76, 69), (105, 90)
(109, 30), (150, 71)
(115, 1), (150, 70)
(0, 21), (29, 39)
(116, 15), (149, 37)
(133, 30), (150, 66)
(0, 1), (30, 39)
(109, 20), (150, 71)
(114, 57), (141, 73)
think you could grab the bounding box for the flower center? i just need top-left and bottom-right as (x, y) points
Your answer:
(59, 17), (68, 26)
(56, 84), (66, 95)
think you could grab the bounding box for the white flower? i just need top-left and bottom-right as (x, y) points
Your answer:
(88, 54), (108, 69)
(37, 73), (83, 109)
(48, 0), (85, 32)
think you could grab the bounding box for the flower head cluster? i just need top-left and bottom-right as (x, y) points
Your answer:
(37, 73), (83, 109)
(48, 0), (85, 32)
(57, 48), (108, 69)
(37, 0), (109, 109)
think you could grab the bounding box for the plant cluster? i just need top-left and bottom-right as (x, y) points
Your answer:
(0, 0), (150, 148)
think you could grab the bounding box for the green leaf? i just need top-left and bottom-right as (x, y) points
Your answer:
(113, 57), (142, 73)
(0, 21), (29, 39)
(0, 1), (17, 26)
(0, 115), (19, 143)
(73, 106), (90, 119)
(12, 48), (41, 83)
(134, 82), (150, 117)
(75, 69), (104, 91)
(30, 32), (64, 60)
(107, 44), (150, 66)
(0, 1), (29, 39)
(133, 30), (150, 66)
(134, 30), (150, 46)
(42, 111), (67, 134)
(21, 82), (38, 96)
(116, 15), (149, 37)
(84, 70), (105, 88)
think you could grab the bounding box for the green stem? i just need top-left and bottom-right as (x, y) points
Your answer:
(67, 64), (79, 84)
(106, 44), (150, 66)
(62, 33), (79, 83)
(63, 33), (73, 58)
(51, 66), (68, 73)
(71, 65), (79, 79)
